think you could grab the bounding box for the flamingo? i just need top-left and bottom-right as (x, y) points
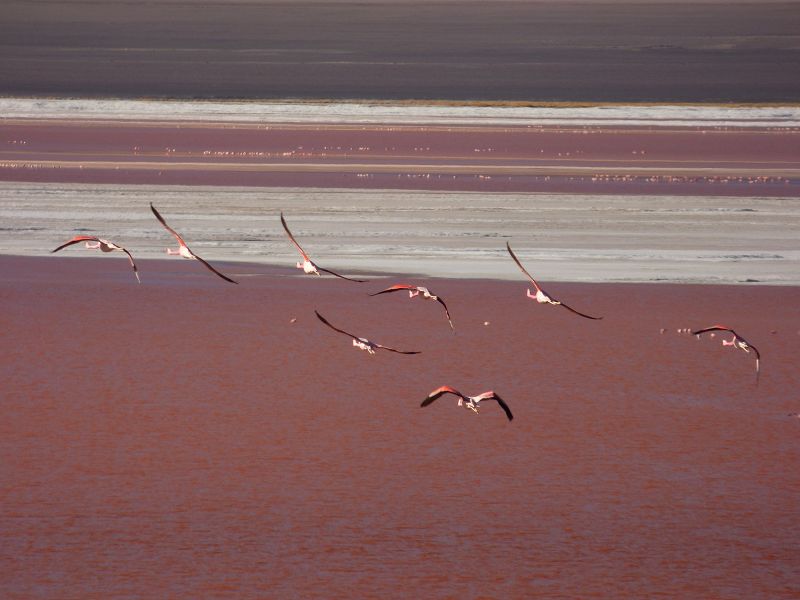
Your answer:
(506, 242), (602, 320)
(150, 203), (237, 284)
(691, 325), (761, 382)
(421, 386), (513, 421)
(370, 284), (454, 331)
(280, 213), (366, 282)
(315, 310), (420, 355)
(51, 235), (140, 283)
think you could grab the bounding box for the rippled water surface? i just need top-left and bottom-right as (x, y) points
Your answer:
(1, 256), (798, 598)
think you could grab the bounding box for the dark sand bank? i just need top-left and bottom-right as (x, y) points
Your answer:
(2, 1), (800, 102)
(2, 253), (799, 597)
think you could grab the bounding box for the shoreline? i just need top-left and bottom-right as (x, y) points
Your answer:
(3, 181), (798, 285)
(6, 253), (800, 289)
(6, 95), (800, 109)
(3, 98), (800, 128)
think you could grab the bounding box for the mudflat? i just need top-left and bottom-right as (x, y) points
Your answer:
(2, 1), (800, 102)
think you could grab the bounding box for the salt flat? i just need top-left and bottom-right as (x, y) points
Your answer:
(3, 98), (800, 127)
(2, 182), (798, 284)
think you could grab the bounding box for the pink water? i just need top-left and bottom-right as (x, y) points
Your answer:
(1, 255), (798, 598)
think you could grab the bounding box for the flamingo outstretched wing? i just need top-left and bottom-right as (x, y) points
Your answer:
(753, 346), (762, 383)
(421, 385), (464, 407)
(474, 391), (514, 421)
(557, 301), (603, 320)
(369, 284), (417, 296)
(692, 325), (734, 336)
(373, 343), (421, 355)
(150, 203), (187, 246)
(435, 296), (455, 331)
(119, 247), (141, 283)
(315, 310), (360, 340)
(51, 235), (101, 253)
(280, 212), (311, 261)
(193, 254), (238, 284)
(506, 242), (543, 293)
(317, 266), (367, 283)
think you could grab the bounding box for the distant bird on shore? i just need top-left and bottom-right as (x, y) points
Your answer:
(421, 386), (513, 421)
(51, 235), (140, 283)
(281, 213), (366, 282)
(506, 242), (602, 320)
(370, 284), (454, 331)
(315, 310), (420, 355)
(692, 325), (761, 382)
(150, 203), (237, 284)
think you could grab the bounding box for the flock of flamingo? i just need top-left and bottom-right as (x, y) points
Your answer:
(51, 203), (763, 421)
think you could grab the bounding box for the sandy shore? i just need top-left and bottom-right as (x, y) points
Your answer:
(1, 105), (798, 283)
(2, 253), (798, 598)
(2, 181), (799, 284)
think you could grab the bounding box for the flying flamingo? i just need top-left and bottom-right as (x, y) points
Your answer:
(370, 284), (454, 331)
(281, 213), (366, 282)
(51, 235), (140, 283)
(506, 242), (602, 320)
(315, 310), (420, 355)
(691, 325), (761, 382)
(421, 386), (513, 421)
(150, 203), (237, 284)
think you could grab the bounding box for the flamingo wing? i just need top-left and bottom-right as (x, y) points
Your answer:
(748, 342), (761, 384)
(280, 212), (310, 261)
(558, 301), (603, 320)
(192, 253), (238, 284)
(691, 325), (734, 336)
(475, 392), (514, 421)
(506, 242), (543, 293)
(150, 203), (187, 246)
(315, 310), (359, 340)
(317, 266), (367, 283)
(369, 284), (417, 296)
(51, 235), (101, 253)
(421, 386), (463, 407)
(374, 343), (421, 355)
(119, 248), (142, 283)
(435, 296), (455, 331)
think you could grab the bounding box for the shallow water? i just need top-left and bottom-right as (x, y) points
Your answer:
(1, 255), (798, 598)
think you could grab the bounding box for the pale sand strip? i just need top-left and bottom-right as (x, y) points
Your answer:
(2, 159), (800, 179)
(2, 98), (799, 128)
(1, 182), (798, 284)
